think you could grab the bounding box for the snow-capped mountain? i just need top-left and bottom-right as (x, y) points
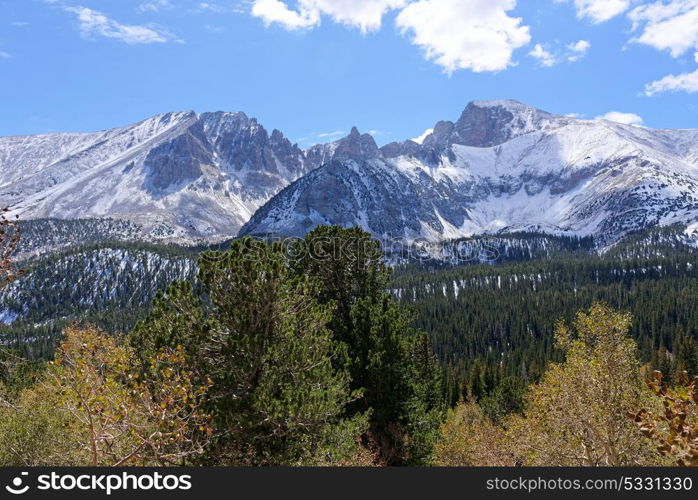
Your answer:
(0, 111), (320, 242)
(241, 100), (698, 247)
(4, 99), (698, 251)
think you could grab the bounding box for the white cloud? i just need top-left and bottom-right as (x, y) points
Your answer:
(64, 6), (173, 44)
(251, 0), (531, 73)
(628, 1), (698, 95)
(251, 0), (406, 33)
(311, 0), (407, 32)
(0, 51), (11, 59)
(396, 0), (531, 73)
(595, 111), (644, 125)
(316, 130), (346, 138)
(197, 2), (234, 13)
(529, 43), (557, 66)
(629, 0), (698, 57)
(644, 67), (698, 95)
(204, 24), (225, 33)
(567, 39), (590, 61)
(527, 39), (590, 67)
(12, 21), (29, 27)
(138, 0), (172, 13)
(251, 0), (320, 30)
(557, 0), (631, 23)
(566, 113), (585, 118)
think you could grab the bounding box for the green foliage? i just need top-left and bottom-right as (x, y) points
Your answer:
(480, 376), (526, 424)
(48, 326), (212, 466)
(4, 220), (698, 467)
(131, 237), (365, 465)
(467, 358), (488, 401)
(0, 383), (76, 466)
(672, 334), (698, 384)
(289, 225), (389, 351)
(291, 226), (443, 465)
(0, 325), (211, 466)
(0, 240), (199, 359)
(431, 400), (514, 466)
(0, 348), (44, 392)
(391, 237), (698, 406)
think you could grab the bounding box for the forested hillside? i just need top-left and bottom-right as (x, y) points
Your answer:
(2, 225), (698, 391)
(0, 242), (198, 357)
(391, 227), (698, 403)
(16, 219), (147, 258)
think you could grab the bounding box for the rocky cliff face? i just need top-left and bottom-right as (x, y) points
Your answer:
(200, 111), (310, 198)
(333, 127), (380, 161)
(144, 119), (210, 192)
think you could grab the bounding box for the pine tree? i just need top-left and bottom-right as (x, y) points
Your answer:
(291, 226), (443, 464)
(480, 376), (526, 424)
(467, 359), (487, 401)
(673, 332), (698, 380)
(131, 237), (365, 465)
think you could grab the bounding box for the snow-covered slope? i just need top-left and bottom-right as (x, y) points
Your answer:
(241, 100), (698, 247)
(0, 111), (321, 242)
(0, 244), (197, 327)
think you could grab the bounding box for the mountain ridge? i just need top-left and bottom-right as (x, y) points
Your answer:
(3, 100), (698, 251)
(241, 100), (698, 247)
(1, 110), (320, 243)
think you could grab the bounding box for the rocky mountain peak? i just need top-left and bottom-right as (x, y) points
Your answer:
(242, 102), (698, 246)
(450, 101), (526, 147)
(332, 127), (379, 161)
(451, 100), (561, 147)
(270, 129), (285, 143)
(382, 101), (564, 160)
(152, 110), (198, 125)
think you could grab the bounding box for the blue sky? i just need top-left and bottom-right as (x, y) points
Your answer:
(1, 0), (697, 146)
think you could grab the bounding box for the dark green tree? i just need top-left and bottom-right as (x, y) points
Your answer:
(467, 358), (487, 401)
(130, 237), (365, 465)
(290, 226), (443, 464)
(289, 225), (389, 353)
(673, 332), (698, 381)
(480, 376), (526, 424)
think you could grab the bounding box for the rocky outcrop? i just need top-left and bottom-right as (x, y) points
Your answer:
(333, 127), (380, 161)
(144, 121), (209, 191)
